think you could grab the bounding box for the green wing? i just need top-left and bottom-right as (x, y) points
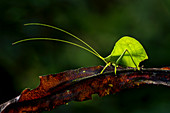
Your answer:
(105, 36), (148, 68)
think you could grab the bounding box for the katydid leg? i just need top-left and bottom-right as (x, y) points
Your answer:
(115, 49), (127, 64)
(100, 62), (111, 74)
(126, 49), (138, 69)
(115, 49), (138, 69)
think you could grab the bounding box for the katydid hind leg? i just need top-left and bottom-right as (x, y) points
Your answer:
(115, 49), (139, 69)
(126, 49), (139, 69)
(115, 49), (127, 64)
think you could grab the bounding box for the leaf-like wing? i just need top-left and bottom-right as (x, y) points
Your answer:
(105, 36), (148, 68)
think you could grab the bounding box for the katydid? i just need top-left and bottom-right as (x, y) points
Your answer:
(13, 23), (148, 74)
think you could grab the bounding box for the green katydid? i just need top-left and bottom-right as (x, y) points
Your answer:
(13, 23), (148, 74)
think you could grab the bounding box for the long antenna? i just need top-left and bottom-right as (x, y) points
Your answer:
(13, 38), (106, 63)
(24, 23), (104, 61)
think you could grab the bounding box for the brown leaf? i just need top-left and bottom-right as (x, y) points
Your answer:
(1, 66), (170, 113)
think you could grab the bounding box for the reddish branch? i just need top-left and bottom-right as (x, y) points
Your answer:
(1, 66), (170, 113)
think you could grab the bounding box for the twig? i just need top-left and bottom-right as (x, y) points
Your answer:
(1, 66), (170, 113)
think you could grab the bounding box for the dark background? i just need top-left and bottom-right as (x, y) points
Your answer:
(1, 0), (170, 113)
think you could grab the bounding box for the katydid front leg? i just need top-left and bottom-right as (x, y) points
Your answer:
(100, 62), (118, 74)
(100, 62), (111, 74)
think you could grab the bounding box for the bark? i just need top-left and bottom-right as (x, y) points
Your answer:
(1, 66), (170, 113)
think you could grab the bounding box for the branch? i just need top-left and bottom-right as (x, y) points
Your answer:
(1, 66), (170, 113)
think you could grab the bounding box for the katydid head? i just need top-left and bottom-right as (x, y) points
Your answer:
(104, 55), (119, 64)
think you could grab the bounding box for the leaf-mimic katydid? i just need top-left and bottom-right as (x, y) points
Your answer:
(13, 23), (148, 74)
